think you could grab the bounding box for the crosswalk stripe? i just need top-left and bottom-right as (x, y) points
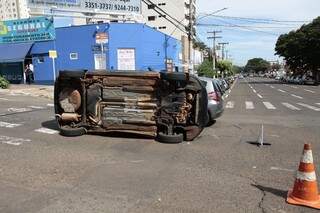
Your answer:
(290, 86), (298, 89)
(257, 94), (263, 99)
(34, 128), (59, 135)
(297, 103), (320, 111)
(304, 89), (315, 93)
(47, 103), (54, 107)
(263, 102), (276, 110)
(29, 106), (45, 109)
(316, 103), (320, 106)
(0, 135), (31, 146)
(0, 121), (22, 128)
(291, 94), (303, 99)
(245, 101), (254, 109)
(226, 101), (234, 109)
(0, 98), (9, 101)
(270, 86), (275, 89)
(282, 103), (301, 111)
(278, 89), (286, 93)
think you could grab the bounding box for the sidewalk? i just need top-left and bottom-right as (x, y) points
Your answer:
(0, 84), (54, 100)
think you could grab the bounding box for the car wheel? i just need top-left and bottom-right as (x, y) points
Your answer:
(60, 126), (87, 137)
(156, 132), (184, 143)
(161, 72), (187, 81)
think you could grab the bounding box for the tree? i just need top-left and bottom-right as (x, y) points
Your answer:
(232, 65), (244, 74)
(275, 16), (320, 82)
(217, 60), (233, 77)
(197, 59), (215, 78)
(245, 58), (270, 73)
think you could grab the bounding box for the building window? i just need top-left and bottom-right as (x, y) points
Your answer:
(148, 16), (156, 21)
(70, 53), (78, 60)
(159, 26), (167, 29)
(38, 57), (44, 63)
(158, 3), (166, 6)
(148, 4), (155, 9)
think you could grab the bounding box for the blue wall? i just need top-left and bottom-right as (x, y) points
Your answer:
(30, 23), (181, 84)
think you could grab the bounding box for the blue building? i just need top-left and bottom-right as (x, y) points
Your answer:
(30, 22), (181, 84)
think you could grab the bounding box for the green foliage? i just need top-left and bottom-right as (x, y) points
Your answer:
(217, 60), (233, 76)
(197, 59), (215, 78)
(275, 16), (320, 75)
(0, 76), (9, 89)
(193, 41), (207, 51)
(232, 65), (244, 74)
(245, 58), (270, 73)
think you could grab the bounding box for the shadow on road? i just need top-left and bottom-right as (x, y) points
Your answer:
(251, 184), (287, 198)
(206, 120), (217, 127)
(246, 141), (272, 146)
(41, 120), (59, 131)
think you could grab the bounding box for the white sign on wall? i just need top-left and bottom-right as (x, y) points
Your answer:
(117, 49), (135, 71)
(27, 0), (141, 14)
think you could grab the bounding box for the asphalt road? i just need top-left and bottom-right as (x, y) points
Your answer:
(0, 78), (319, 213)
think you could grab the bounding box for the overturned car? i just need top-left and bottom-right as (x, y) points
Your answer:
(54, 70), (208, 143)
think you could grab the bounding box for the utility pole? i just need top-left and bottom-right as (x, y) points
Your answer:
(188, 0), (194, 73)
(218, 42), (229, 60)
(207, 31), (222, 71)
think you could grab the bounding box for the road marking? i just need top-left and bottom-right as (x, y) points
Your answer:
(252, 89), (256, 93)
(282, 103), (301, 111)
(29, 106), (45, 109)
(304, 89), (315, 93)
(263, 102), (276, 110)
(291, 94), (303, 99)
(270, 86), (275, 89)
(8, 108), (32, 113)
(270, 167), (294, 172)
(0, 135), (31, 146)
(257, 94), (263, 99)
(297, 103), (320, 111)
(225, 94), (229, 98)
(0, 97), (9, 101)
(0, 121), (22, 128)
(226, 101), (234, 109)
(316, 103), (320, 106)
(47, 103), (54, 107)
(278, 89), (286, 93)
(34, 127), (59, 134)
(290, 86), (298, 89)
(245, 101), (254, 109)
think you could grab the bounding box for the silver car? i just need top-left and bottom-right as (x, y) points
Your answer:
(199, 77), (224, 123)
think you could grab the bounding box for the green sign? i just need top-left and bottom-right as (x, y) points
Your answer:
(0, 17), (55, 44)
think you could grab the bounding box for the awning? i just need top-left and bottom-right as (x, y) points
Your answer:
(0, 43), (33, 63)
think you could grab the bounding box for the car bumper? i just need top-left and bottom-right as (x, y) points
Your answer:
(208, 102), (224, 120)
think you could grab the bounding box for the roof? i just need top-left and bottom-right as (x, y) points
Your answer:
(0, 43), (33, 63)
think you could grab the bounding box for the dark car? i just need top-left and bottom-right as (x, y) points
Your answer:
(54, 70), (209, 143)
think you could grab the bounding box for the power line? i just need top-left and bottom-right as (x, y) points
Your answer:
(209, 15), (310, 23)
(197, 23), (298, 29)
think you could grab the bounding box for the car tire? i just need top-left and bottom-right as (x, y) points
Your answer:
(60, 126), (87, 137)
(161, 72), (187, 81)
(59, 70), (87, 78)
(156, 132), (184, 143)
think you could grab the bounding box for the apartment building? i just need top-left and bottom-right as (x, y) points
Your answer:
(141, 0), (196, 41)
(0, 0), (29, 21)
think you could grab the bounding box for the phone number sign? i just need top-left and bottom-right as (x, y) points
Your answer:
(28, 0), (141, 14)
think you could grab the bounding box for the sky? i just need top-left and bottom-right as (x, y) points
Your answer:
(196, 0), (320, 65)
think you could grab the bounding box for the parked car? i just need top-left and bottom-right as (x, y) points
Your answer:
(304, 77), (318, 85)
(54, 71), (209, 143)
(199, 77), (224, 123)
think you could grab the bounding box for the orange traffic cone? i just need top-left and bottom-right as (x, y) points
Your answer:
(287, 143), (320, 209)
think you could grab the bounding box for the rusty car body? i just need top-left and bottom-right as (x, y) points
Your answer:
(54, 70), (208, 143)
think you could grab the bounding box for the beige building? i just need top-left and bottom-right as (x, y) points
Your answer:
(0, 0), (29, 20)
(141, 0), (196, 41)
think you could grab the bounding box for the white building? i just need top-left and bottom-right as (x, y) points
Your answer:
(141, 0), (196, 41)
(0, 0), (29, 20)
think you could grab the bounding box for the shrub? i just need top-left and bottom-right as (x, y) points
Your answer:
(0, 76), (9, 89)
